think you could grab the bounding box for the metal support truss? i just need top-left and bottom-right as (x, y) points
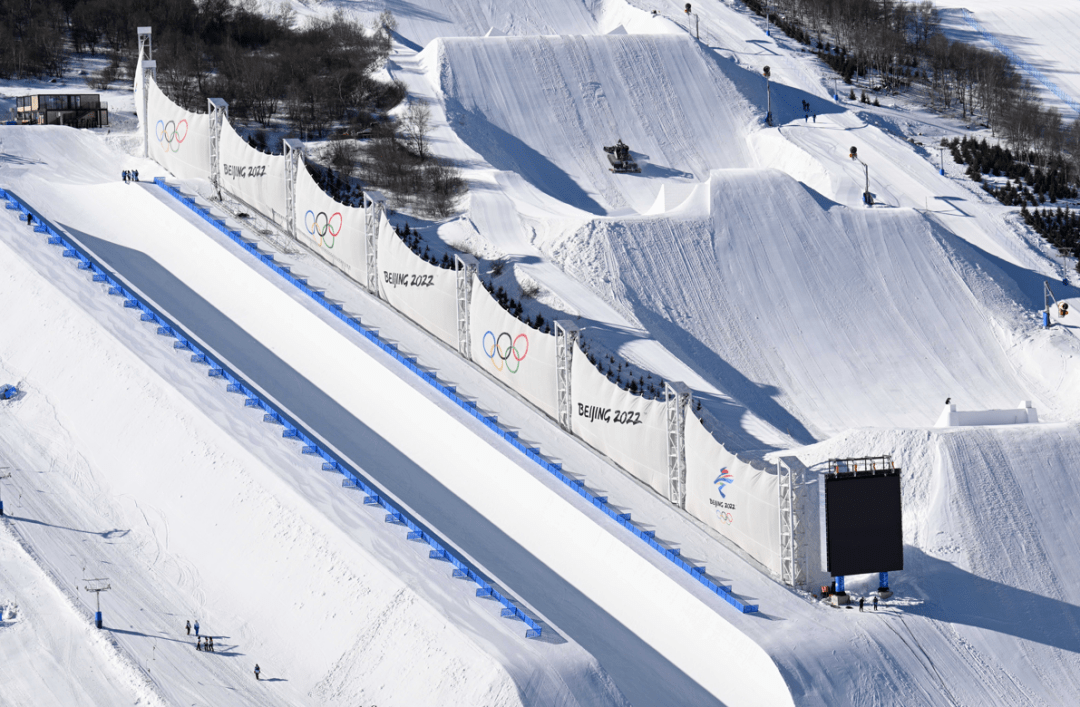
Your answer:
(554, 321), (580, 432)
(207, 98), (228, 200)
(455, 254), (478, 358)
(664, 380), (691, 507)
(141, 60), (156, 159)
(364, 191), (385, 294)
(282, 138), (304, 241)
(137, 27), (152, 61)
(778, 458), (807, 587)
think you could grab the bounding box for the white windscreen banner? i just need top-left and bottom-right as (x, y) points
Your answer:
(147, 79), (211, 181)
(294, 167), (365, 282)
(684, 415), (781, 575)
(217, 120), (287, 224)
(469, 276), (559, 419)
(376, 213), (459, 347)
(570, 344), (668, 494)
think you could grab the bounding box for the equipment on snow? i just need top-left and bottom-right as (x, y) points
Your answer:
(0, 384), (17, 400)
(603, 139), (641, 173)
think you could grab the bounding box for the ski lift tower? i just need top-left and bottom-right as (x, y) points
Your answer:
(1043, 280), (1069, 328)
(84, 578), (111, 629)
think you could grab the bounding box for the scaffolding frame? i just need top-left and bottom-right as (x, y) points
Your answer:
(554, 321), (580, 431)
(282, 138), (304, 242)
(140, 60), (156, 159)
(207, 98), (228, 200)
(455, 254), (478, 358)
(665, 381), (691, 506)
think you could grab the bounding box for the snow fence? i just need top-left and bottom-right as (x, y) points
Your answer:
(136, 65), (793, 594)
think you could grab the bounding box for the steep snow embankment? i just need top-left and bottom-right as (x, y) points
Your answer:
(0, 215), (562, 707)
(775, 422), (1080, 705)
(537, 168), (1080, 441)
(429, 32), (757, 215)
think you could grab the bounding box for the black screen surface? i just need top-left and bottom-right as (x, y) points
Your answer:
(825, 473), (903, 576)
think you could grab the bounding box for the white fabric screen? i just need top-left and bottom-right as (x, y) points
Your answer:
(570, 343), (668, 494)
(376, 213), (459, 347)
(469, 276), (559, 419)
(684, 415), (782, 575)
(217, 120), (287, 224)
(294, 167), (365, 282)
(146, 79), (211, 180)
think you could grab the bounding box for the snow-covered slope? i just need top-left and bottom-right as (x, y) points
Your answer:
(538, 168), (1080, 439)
(774, 422), (1080, 705)
(428, 32), (756, 214)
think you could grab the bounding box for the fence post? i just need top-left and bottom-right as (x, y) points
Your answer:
(664, 381), (691, 507)
(554, 321), (580, 432)
(455, 254), (478, 358)
(282, 138), (304, 242)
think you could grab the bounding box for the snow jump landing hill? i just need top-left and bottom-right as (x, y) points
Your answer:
(538, 168), (1080, 442)
(426, 32), (757, 215)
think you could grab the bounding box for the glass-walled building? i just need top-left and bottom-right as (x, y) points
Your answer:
(14, 94), (109, 128)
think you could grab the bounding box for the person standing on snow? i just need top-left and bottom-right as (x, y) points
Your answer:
(254, 664), (261, 680)
(859, 597), (865, 612)
(873, 595), (879, 611)
(186, 620), (191, 635)
(196, 636), (203, 651)
(193, 620), (200, 637)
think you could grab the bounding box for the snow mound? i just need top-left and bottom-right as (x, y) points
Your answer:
(538, 168), (1080, 441)
(428, 33), (757, 215)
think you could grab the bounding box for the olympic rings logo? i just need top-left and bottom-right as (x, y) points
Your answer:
(155, 119), (188, 153)
(715, 510), (734, 525)
(305, 210), (342, 248)
(482, 331), (529, 373)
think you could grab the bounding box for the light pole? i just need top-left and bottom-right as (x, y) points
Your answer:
(834, 78), (839, 102)
(850, 146), (871, 206)
(84, 579), (111, 629)
(764, 66), (772, 126)
(939, 145), (945, 176)
(766, 0), (771, 37)
(0, 468), (9, 516)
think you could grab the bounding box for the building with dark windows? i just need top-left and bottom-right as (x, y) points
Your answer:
(14, 94), (109, 128)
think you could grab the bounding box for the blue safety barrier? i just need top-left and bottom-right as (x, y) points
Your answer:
(0, 186), (546, 638)
(149, 179), (760, 614)
(962, 10), (1080, 116)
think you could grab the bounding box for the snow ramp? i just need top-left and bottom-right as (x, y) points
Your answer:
(427, 33), (757, 215)
(539, 169), (1074, 441)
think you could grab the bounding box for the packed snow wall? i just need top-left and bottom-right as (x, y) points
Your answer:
(570, 343), (669, 495)
(469, 275), (559, 419)
(685, 415), (781, 575)
(294, 168), (366, 283)
(217, 120), (288, 226)
(146, 79), (211, 181)
(376, 212), (459, 348)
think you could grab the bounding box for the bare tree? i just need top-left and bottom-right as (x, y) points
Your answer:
(400, 100), (432, 160)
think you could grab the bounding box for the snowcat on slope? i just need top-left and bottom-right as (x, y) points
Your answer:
(604, 139), (641, 173)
